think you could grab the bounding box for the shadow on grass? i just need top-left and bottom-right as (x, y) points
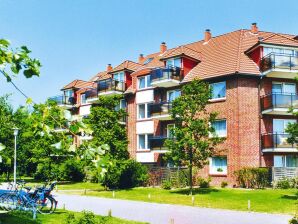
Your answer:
(171, 188), (220, 195)
(281, 194), (298, 200)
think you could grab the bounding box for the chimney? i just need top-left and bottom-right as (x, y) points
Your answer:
(251, 23), (258, 34)
(107, 64), (113, 72)
(160, 42), (167, 54)
(204, 29), (212, 42)
(139, 54), (144, 63)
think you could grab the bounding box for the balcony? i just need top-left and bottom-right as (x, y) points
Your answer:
(261, 93), (298, 115)
(98, 79), (125, 96)
(85, 88), (99, 103)
(149, 136), (169, 150)
(148, 101), (172, 120)
(150, 66), (183, 87)
(272, 167), (298, 181)
(48, 95), (76, 108)
(261, 133), (297, 152)
(260, 53), (298, 78)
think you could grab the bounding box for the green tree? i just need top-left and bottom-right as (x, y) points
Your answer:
(165, 79), (222, 194)
(0, 95), (15, 180)
(87, 95), (128, 160)
(0, 39), (41, 81)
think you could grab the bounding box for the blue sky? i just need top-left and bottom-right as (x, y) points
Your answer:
(0, 0), (297, 107)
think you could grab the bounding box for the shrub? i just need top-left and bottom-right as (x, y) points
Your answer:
(197, 177), (211, 188)
(34, 163), (60, 181)
(234, 167), (269, 189)
(59, 159), (85, 182)
(65, 211), (99, 224)
(221, 181), (228, 188)
(289, 217), (298, 224)
(101, 160), (148, 189)
(162, 180), (172, 190)
(275, 178), (292, 189)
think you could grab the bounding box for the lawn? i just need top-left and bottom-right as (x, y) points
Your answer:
(0, 210), (146, 224)
(64, 187), (298, 215)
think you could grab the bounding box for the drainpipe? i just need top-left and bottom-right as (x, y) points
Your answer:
(258, 74), (266, 168)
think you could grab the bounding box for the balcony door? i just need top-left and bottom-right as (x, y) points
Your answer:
(272, 82), (296, 107)
(167, 89), (181, 102)
(273, 119), (296, 148)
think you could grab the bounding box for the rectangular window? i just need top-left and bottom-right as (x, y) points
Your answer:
(138, 75), (151, 89)
(167, 89), (181, 102)
(138, 104), (146, 119)
(113, 72), (125, 82)
(211, 120), (227, 137)
(64, 90), (73, 97)
(274, 155), (298, 167)
(137, 134), (153, 150)
(166, 58), (181, 68)
(81, 94), (86, 104)
(210, 157), (227, 174)
(167, 124), (175, 138)
(272, 82), (296, 95)
(210, 81), (226, 99)
(115, 99), (126, 111)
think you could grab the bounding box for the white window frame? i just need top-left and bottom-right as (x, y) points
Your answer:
(137, 103), (149, 120)
(113, 71), (125, 82)
(138, 75), (151, 90)
(81, 93), (87, 105)
(209, 156), (227, 175)
(273, 119), (296, 134)
(165, 57), (181, 68)
(167, 124), (175, 138)
(272, 81), (296, 95)
(211, 119), (227, 138)
(137, 134), (151, 151)
(167, 89), (181, 102)
(210, 81), (226, 100)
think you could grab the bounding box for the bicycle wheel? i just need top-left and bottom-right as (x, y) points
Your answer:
(36, 195), (55, 214)
(4, 194), (18, 211)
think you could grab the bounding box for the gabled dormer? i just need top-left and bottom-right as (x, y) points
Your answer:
(246, 32), (298, 79)
(97, 61), (141, 96)
(150, 44), (201, 87)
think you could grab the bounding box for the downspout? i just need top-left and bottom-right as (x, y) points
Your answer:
(258, 74), (266, 168)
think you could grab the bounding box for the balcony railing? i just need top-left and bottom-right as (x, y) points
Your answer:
(48, 95), (76, 106)
(150, 66), (183, 83)
(272, 167), (298, 181)
(98, 79), (125, 94)
(85, 88), (98, 102)
(148, 101), (172, 119)
(260, 53), (298, 73)
(149, 136), (169, 149)
(261, 93), (298, 111)
(261, 133), (296, 149)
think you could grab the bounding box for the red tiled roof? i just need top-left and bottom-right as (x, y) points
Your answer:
(260, 33), (298, 47)
(61, 79), (94, 90)
(160, 45), (202, 61)
(89, 71), (111, 82)
(183, 29), (296, 82)
(110, 60), (142, 73)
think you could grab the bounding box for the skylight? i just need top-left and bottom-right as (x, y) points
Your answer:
(143, 57), (153, 65)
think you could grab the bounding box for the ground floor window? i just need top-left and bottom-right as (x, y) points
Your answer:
(210, 156), (227, 175)
(274, 155), (298, 167)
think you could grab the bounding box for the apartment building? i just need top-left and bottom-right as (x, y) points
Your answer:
(50, 23), (298, 185)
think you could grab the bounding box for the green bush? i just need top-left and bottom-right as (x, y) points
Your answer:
(59, 159), (85, 182)
(197, 177), (211, 188)
(65, 211), (102, 224)
(101, 159), (148, 189)
(162, 180), (172, 190)
(275, 178), (292, 189)
(234, 167), (269, 189)
(34, 163), (60, 181)
(289, 216), (298, 224)
(221, 181), (228, 188)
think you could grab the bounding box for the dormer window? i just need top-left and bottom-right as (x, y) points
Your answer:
(165, 58), (181, 68)
(113, 72), (125, 82)
(143, 57), (154, 65)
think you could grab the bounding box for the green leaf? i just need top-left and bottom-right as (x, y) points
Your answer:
(0, 39), (10, 47)
(0, 143), (6, 151)
(26, 97), (33, 105)
(20, 46), (31, 53)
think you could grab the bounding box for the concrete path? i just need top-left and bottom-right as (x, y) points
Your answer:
(56, 193), (292, 224)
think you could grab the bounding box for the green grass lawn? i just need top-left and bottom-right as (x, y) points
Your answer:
(0, 210), (146, 224)
(63, 187), (298, 215)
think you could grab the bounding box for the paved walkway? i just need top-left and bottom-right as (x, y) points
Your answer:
(56, 193), (292, 224)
